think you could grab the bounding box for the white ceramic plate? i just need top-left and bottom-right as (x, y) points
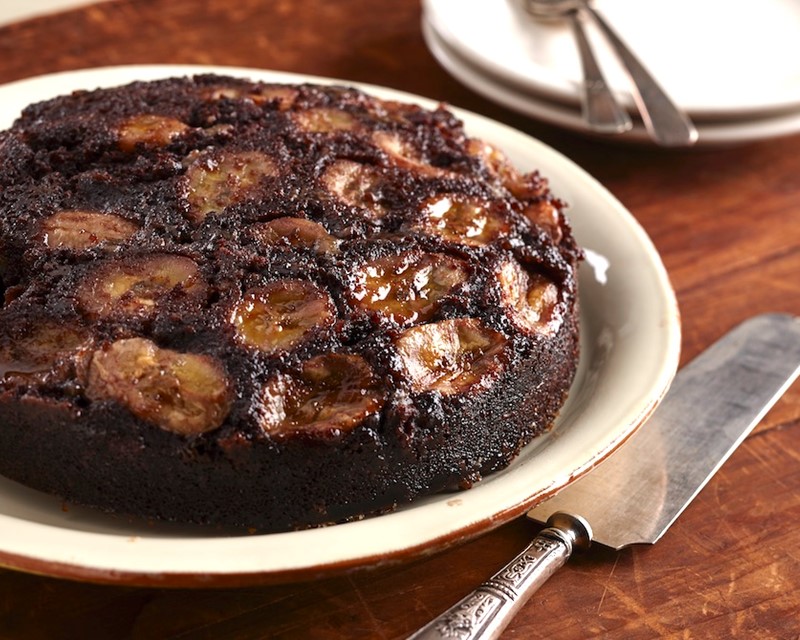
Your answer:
(423, 0), (800, 121)
(0, 65), (680, 586)
(423, 19), (800, 146)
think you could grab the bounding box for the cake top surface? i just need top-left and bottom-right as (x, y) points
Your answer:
(0, 74), (579, 443)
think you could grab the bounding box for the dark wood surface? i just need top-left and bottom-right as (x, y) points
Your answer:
(1, 1), (799, 638)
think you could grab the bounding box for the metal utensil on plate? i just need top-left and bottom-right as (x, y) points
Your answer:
(526, 2), (631, 133)
(409, 313), (800, 639)
(525, 0), (698, 146)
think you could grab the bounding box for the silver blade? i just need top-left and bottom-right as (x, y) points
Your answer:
(527, 313), (800, 549)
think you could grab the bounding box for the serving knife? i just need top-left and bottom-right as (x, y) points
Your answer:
(409, 313), (800, 640)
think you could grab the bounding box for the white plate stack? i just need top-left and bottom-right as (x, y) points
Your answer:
(422, 0), (800, 146)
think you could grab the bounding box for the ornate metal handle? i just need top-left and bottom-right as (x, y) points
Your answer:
(407, 513), (592, 640)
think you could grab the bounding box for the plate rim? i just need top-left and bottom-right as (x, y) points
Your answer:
(0, 64), (681, 586)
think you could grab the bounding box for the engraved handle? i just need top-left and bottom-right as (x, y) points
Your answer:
(407, 513), (592, 640)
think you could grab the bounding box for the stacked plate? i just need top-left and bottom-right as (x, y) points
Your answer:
(422, 0), (800, 146)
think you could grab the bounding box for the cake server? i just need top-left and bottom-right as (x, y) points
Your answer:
(409, 313), (800, 640)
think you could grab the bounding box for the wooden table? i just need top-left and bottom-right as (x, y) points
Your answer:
(1, 1), (799, 638)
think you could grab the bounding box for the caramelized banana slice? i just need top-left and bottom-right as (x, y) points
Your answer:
(415, 195), (510, 247)
(0, 321), (88, 377)
(250, 217), (338, 253)
(87, 338), (231, 435)
(466, 139), (548, 200)
(369, 100), (422, 125)
(231, 280), (335, 353)
(395, 318), (507, 395)
(258, 354), (384, 436)
(372, 131), (447, 176)
(294, 108), (358, 133)
(205, 85), (297, 109)
(118, 114), (189, 152)
(321, 160), (388, 219)
(466, 140), (562, 241)
(41, 210), (138, 250)
(498, 260), (561, 334)
(351, 251), (469, 324)
(522, 200), (563, 243)
(184, 151), (278, 223)
(79, 254), (204, 319)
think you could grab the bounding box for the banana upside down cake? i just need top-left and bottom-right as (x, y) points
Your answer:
(0, 75), (581, 532)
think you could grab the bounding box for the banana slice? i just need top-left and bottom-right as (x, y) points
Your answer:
(40, 210), (138, 250)
(415, 195), (509, 247)
(522, 201), (563, 243)
(321, 160), (388, 219)
(368, 100), (422, 125)
(466, 139), (548, 200)
(372, 131), (446, 176)
(0, 320), (88, 377)
(258, 353), (384, 436)
(231, 280), (335, 353)
(205, 85), (297, 109)
(395, 318), (507, 395)
(351, 251), (469, 324)
(87, 337), (231, 436)
(184, 151), (278, 223)
(467, 140), (562, 241)
(250, 217), (338, 253)
(117, 114), (189, 152)
(498, 260), (561, 335)
(79, 254), (205, 319)
(293, 108), (358, 133)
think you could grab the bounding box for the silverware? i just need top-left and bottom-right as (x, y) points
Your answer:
(409, 313), (800, 639)
(525, 1), (631, 133)
(525, 0), (698, 146)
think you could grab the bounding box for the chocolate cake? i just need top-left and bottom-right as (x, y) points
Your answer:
(0, 75), (581, 532)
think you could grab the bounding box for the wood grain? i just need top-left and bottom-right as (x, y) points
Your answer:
(0, 0), (799, 638)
